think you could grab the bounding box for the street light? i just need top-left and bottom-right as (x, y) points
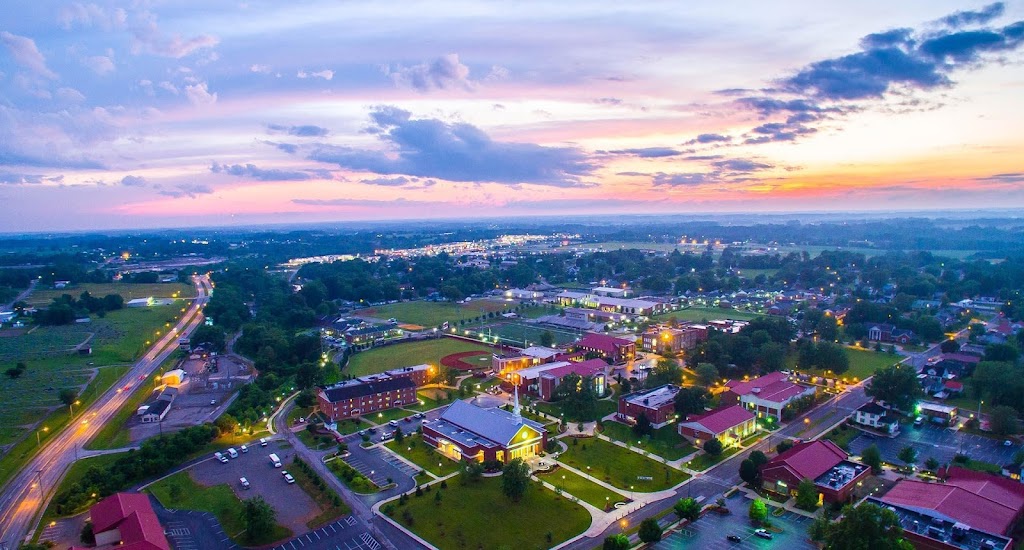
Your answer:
(36, 426), (49, 446)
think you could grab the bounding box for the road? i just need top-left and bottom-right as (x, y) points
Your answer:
(0, 275), (212, 550)
(1, 280), (37, 311)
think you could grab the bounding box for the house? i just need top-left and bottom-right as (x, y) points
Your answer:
(421, 396), (547, 463)
(616, 384), (680, 428)
(873, 467), (1024, 549)
(852, 401), (899, 435)
(71, 492), (170, 550)
(678, 405), (756, 447)
(936, 353), (981, 378)
(575, 333), (636, 363)
(720, 371), (816, 421)
(867, 323), (915, 344)
(317, 376), (417, 421)
(760, 440), (870, 504)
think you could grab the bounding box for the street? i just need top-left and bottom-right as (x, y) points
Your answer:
(0, 275), (212, 550)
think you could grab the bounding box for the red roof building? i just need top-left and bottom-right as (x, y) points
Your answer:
(721, 371), (816, 421)
(760, 440), (870, 504)
(678, 405), (756, 446)
(80, 493), (170, 550)
(575, 333), (636, 363)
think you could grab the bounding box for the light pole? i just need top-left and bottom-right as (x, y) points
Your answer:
(36, 426), (48, 446)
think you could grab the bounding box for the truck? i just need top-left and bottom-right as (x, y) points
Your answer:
(269, 453), (282, 468)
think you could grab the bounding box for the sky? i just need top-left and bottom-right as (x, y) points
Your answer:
(1, 1), (1024, 231)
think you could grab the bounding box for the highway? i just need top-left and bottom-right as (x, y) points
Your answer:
(0, 275), (212, 550)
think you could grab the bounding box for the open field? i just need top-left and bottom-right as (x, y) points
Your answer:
(384, 475), (591, 550)
(653, 307), (764, 323)
(26, 282), (194, 307)
(536, 465), (623, 510)
(345, 338), (492, 377)
(480, 320), (582, 347)
(534, 396), (618, 423)
(355, 299), (514, 328)
(557, 437), (689, 492)
(734, 268), (779, 279)
(789, 347), (902, 380)
(600, 422), (697, 461)
(565, 241), (709, 253)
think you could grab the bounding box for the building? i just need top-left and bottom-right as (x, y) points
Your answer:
(503, 288), (543, 301)
(852, 401), (900, 435)
(678, 405), (756, 446)
(160, 369), (187, 386)
(554, 291), (666, 316)
(864, 496), (1012, 550)
(873, 468), (1024, 549)
(359, 364), (432, 387)
(867, 323), (915, 344)
(720, 371), (816, 421)
(317, 376), (417, 421)
(592, 286), (631, 298)
(641, 324), (706, 354)
(760, 440), (870, 504)
(564, 307), (627, 324)
(617, 384), (680, 428)
(136, 387), (176, 423)
(72, 492), (170, 550)
(422, 396), (547, 463)
(919, 401), (958, 425)
(525, 359), (607, 401)
(492, 346), (561, 375)
(575, 332), (636, 363)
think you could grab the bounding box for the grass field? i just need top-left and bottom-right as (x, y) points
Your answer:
(355, 300), (514, 328)
(384, 433), (461, 477)
(557, 437), (689, 492)
(345, 338), (492, 377)
(39, 452), (127, 523)
(734, 269), (779, 279)
(484, 321), (582, 347)
(788, 348), (902, 380)
(653, 307), (764, 323)
(534, 397), (618, 423)
(404, 390), (457, 412)
(26, 282), (195, 307)
(600, 422), (697, 461)
(385, 476), (591, 550)
(148, 470), (292, 546)
(536, 465), (624, 509)
(686, 446), (741, 471)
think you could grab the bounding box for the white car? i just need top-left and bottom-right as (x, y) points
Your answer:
(239, 477), (250, 489)
(259, 437), (268, 447)
(754, 529), (773, 540)
(227, 447), (238, 459)
(214, 452), (228, 464)
(240, 444), (248, 453)
(282, 471), (295, 484)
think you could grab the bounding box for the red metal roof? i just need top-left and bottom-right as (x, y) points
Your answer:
(89, 493), (170, 550)
(680, 405), (755, 435)
(726, 372), (808, 403)
(541, 358), (607, 379)
(576, 333), (633, 355)
(881, 470), (1024, 536)
(725, 371), (787, 395)
(943, 380), (964, 391)
(761, 440), (847, 481)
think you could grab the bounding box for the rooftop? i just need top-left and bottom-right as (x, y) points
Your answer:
(857, 401), (889, 416)
(880, 470), (1024, 537)
(866, 497), (1012, 550)
(89, 493), (171, 550)
(680, 405), (755, 435)
(762, 440), (848, 481)
(623, 384), (680, 410)
(813, 460), (868, 491)
(539, 359), (607, 380)
(438, 399), (546, 447)
(319, 376), (415, 402)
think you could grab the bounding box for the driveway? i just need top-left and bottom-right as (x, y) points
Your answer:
(188, 439), (320, 534)
(848, 423), (1019, 467)
(654, 494), (816, 550)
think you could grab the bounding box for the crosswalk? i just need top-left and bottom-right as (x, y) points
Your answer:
(164, 521), (198, 550)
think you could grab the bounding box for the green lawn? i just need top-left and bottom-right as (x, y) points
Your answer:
(405, 390), (458, 412)
(789, 348), (902, 381)
(823, 425), (862, 451)
(557, 437), (689, 492)
(486, 321), (581, 347)
(385, 475), (591, 550)
(39, 452), (127, 522)
(600, 421), (697, 461)
(536, 465), (624, 510)
(686, 446), (742, 471)
(365, 407), (417, 425)
(25, 282), (195, 307)
(384, 433), (461, 477)
(326, 458), (381, 494)
(534, 397), (618, 423)
(148, 470), (292, 546)
(652, 307), (764, 323)
(345, 338), (492, 377)
(354, 300), (514, 328)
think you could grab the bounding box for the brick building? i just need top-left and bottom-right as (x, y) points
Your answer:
(422, 398), (547, 464)
(575, 332), (636, 363)
(640, 324), (706, 354)
(678, 405), (756, 446)
(760, 440), (870, 505)
(616, 384), (680, 428)
(721, 371), (816, 421)
(317, 377), (416, 421)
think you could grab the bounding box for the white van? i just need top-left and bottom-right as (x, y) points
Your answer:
(381, 431), (394, 441)
(227, 448), (239, 459)
(269, 453), (282, 468)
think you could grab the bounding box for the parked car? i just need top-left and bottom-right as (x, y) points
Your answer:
(1005, 440), (1014, 447)
(403, 416), (412, 423)
(381, 431), (394, 441)
(210, 399), (217, 406)
(727, 534), (742, 542)
(359, 429), (368, 436)
(227, 448), (238, 459)
(240, 444), (248, 453)
(259, 437), (268, 447)
(754, 529), (773, 540)
(239, 477), (250, 489)
(282, 471), (295, 484)
(914, 416), (924, 428)
(367, 427), (377, 434)
(214, 452), (228, 464)
(415, 413), (425, 419)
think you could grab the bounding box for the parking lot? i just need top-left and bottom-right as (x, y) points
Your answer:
(654, 495), (816, 550)
(847, 423), (1019, 467)
(343, 409), (441, 445)
(188, 438), (321, 534)
(269, 516), (382, 550)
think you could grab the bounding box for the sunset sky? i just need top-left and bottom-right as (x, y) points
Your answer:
(2, 1), (1024, 231)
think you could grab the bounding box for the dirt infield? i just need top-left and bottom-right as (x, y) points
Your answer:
(440, 350), (492, 371)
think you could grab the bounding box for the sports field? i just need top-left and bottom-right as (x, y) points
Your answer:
(345, 337), (493, 377)
(25, 282), (194, 307)
(355, 299), (515, 328)
(652, 307), (764, 323)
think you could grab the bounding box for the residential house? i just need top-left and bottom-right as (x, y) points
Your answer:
(71, 492), (170, 550)
(867, 323), (915, 344)
(317, 376), (416, 421)
(616, 384), (680, 428)
(720, 371), (816, 421)
(678, 405), (756, 447)
(422, 397), (547, 463)
(852, 401), (899, 435)
(760, 440), (870, 504)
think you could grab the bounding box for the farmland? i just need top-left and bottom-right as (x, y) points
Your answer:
(25, 282), (194, 307)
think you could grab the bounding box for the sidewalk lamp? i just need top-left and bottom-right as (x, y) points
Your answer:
(36, 426), (48, 446)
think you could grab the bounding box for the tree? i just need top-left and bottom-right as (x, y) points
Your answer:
(748, 498), (767, 523)
(866, 364), (922, 412)
(695, 363), (719, 387)
(862, 444), (883, 474)
(501, 458), (530, 502)
(940, 339), (959, 353)
(603, 534), (630, 550)
(190, 323), (227, 352)
(674, 497), (701, 521)
(703, 438), (723, 456)
(816, 314), (839, 341)
(632, 412), (653, 437)
(990, 405), (1020, 437)
(776, 439), (794, 454)
(539, 330), (555, 348)
(749, 450), (768, 468)
(58, 388), (78, 407)
(984, 343), (1020, 363)
(5, 366), (23, 379)
(673, 387), (709, 417)
(821, 503), (913, 550)
(758, 342), (787, 373)
(555, 373), (598, 421)
(815, 342), (849, 375)
(924, 456), (940, 471)
(638, 518), (663, 543)
(646, 358), (682, 388)
(897, 446), (918, 470)
(796, 478), (819, 510)
(242, 496), (276, 541)
(296, 362), (323, 390)
(739, 459), (759, 486)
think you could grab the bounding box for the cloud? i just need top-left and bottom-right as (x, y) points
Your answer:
(158, 183), (213, 198)
(84, 55), (115, 75)
(292, 197), (442, 207)
(737, 97), (835, 115)
(652, 173), (713, 186)
(308, 106), (595, 187)
(712, 159), (774, 172)
(860, 28), (915, 50)
(210, 162), (317, 181)
(684, 133), (731, 145)
(361, 176), (410, 186)
(267, 124), (329, 137)
(744, 121), (816, 143)
(130, 12), (219, 58)
(56, 87), (86, 103)
(608, 147), (682, 158)
(937, 3), (1005, 29)
(297, 69), (333, 80)
(0, 148), (104, 170)
(0, 171), (45, 184)
(262, 140), (299, 154)
(918, 27), (1024, 63)
(384, 53), (475, 92)
(250, 64), (271, 74)
(595, 97), (623, 105)
(0, 31), (57, 79)
(185, 82), (217, 106)
(120, 175), (147, 187)
(58, 3), (127, 30)
(977, 172), (1024, 183)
